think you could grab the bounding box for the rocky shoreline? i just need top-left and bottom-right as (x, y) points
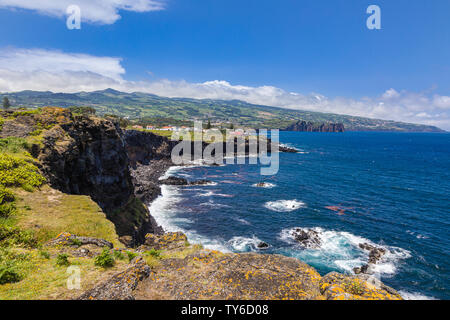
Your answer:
(1, 109), (402, 300)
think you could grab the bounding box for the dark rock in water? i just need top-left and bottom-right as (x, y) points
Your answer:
(291, 228), (321, 249)
(160, 176), (189, 185)
(190, 179), (212, 185)
(160, 176), (212, 186)
(354, 243), (387, 274)
(256, 242), (270, 249)
(278, 145), (298, 153)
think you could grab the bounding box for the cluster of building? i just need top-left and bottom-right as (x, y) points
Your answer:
(131, 124), (254, 136)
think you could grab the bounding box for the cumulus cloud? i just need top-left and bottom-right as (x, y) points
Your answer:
(0, 47), (449, 130)
(0, 0), (165, 24)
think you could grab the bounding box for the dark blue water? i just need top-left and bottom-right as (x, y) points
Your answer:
(150, 132), (450, 300)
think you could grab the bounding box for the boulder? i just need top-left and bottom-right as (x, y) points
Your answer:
(291, 228), (321, 249)
(78, 257), (151, 300)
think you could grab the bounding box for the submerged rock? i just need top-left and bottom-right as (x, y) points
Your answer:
(256, 241), (270, 249)
(354, 243), (387, 274)
(291, 228), (322, 249)
(159, 176), (212, 186)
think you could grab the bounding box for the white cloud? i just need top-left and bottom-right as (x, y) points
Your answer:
(0, 48), (449, 130)
(0, 0), (165, 24)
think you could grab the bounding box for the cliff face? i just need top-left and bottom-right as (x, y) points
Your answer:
(37, 115), (163, 245)
(38, 115), (133, 212)
(285, 121), (345, 132)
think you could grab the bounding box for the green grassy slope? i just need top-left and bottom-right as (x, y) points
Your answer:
(0, 89), (444, 132)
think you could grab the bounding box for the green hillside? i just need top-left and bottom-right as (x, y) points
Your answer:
(0, 89), (444, 132)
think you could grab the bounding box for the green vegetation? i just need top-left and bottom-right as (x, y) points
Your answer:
(68, 106), (96, 116)
(2, 97), (10, 110)
(1, 89), (444, 132)
(0, 154), (46, 190)
(94, 248), (115, 268)
(145, 248), (162, 259)
(69, 238), (82, 247)
(0, 248), (27, 284)
(39, 250), (50, 259)
(113, 249), (125, 260)
(126, 250), (138, 262)
(55, 253), (70, 267)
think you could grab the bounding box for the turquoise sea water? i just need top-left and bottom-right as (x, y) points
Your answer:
(150, 132), (450, 299)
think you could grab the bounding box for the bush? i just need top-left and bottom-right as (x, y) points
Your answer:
(113, 250), (125, 260)
(0, 137), (31, 154)
(126, 251), (138, 262)
(0, 248), (27, 284)
(0, 154), (46, 190)
(69, 238), (82, 247)
(56, 253), (70, 267)
(39, 250), (50, 259)
(145, 249), (161, 259)
(0, 202), (16, 218)
(0, 225), (37, 248)
(94, 248), (115, 268)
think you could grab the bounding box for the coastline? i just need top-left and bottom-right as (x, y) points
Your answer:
(140, 152), (438, 301)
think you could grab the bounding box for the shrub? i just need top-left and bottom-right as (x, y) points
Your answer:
(56, 253), (70, 267)
(39, 250), (50, 259)
(0, 154), (46, 190)
(0, 225), (37, 248)
(126, 251), (138, 262)
(0, 202), (16, 218)
(69, 238), (82, 247)
(94, 248), (115, 268)
(0, 137), (30, 154)
(0, 117), (4, 131)
(145, 249), (161, 259)
(0, 248), (27, 284)
(113, 250), (125, 260)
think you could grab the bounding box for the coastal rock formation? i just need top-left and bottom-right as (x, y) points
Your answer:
(320, 272), (401, 300)
(290, 228), (322, 249)
(46, 232), (113, 249)
(78, 257), (151, 300)
(353, 243), (387, 275)
(284, 121), (345, 132)
(38, 115), (133, 214)
(36, 112), (161, 245)
(159, 176), (212, 186)
(141, 232), (188, 251)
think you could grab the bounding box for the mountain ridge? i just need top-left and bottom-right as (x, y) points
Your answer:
(0, 89), (445, 132)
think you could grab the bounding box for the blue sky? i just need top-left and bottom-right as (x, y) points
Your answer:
(0, 0), (449, 128)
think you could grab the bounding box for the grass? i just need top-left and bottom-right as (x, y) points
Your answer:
(94, 248), (115, 268)
(14, 186), (123, 248)
(0, 248), (128, 300)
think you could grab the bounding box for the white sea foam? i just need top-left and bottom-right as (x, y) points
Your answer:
(197, 190), (233, 198)
(264, 200), (306, 212)
(228, 236), (267, 252)
(149, 184), (229, 252)
(279, 227), (411, 276)
(399, 291), (436, 300)
(252, 182), (276, 188)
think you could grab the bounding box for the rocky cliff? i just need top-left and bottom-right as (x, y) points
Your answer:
(284, 121), (345, 132)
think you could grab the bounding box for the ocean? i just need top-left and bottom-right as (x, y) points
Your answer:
(149, 132), (450, 300)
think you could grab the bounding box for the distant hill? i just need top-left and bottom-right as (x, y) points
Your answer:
(0, 89), (445, 132)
